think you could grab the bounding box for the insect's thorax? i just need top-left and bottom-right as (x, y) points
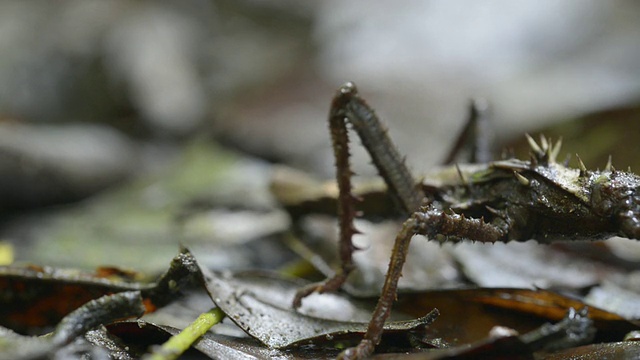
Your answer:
(421, 160), (626, 242)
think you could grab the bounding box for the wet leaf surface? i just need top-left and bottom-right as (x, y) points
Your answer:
(0, 249), (201, 334)
(109, 320), (337, 360)
(198, 267), (439, 349)
(0, 291), (144, 360)
(541, 341), (640, 360)
(374, 309), (592, 359)
(0, 265), (145, 334)
(395, 288), (637, 348)
(1, 245), (639, 359)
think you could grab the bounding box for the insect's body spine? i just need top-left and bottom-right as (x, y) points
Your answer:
(425, 151), (640, 243)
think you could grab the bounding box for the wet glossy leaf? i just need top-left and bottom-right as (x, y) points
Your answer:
(370, 336), (533, 360)
(0, 249), (201, 334)
(84, 326), (137, 360)
(109, 320), (337, 360)
(355, 307), (595, 359)
(396, 287), (636, 348)
(198, 267), (439, 349)
(0, 291), (144, 360)
(0, 265), (144, 333)
(541, 341), (640, 360)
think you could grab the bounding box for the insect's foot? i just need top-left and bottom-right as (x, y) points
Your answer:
(337, 339), (374, 360)
(291, 282), (319, 309)
(291, 272), (349, 309)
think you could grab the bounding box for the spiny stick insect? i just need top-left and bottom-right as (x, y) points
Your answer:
(291, 82), (640, 359)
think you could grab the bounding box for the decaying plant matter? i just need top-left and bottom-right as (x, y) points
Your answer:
(291, 82), (640, 359)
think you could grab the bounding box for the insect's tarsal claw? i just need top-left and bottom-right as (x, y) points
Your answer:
(514, 171), (530, 186)
(604, 155), (613, 172)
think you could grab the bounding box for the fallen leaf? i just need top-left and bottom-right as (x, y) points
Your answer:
(0, 249), (201, 333)
(199, 267), (439, 349)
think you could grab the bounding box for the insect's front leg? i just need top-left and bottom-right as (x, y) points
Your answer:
(339, 208), (508, 360)
(292, 83), (425, 308)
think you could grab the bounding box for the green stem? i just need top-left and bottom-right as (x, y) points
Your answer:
(144, 307), (225, 360)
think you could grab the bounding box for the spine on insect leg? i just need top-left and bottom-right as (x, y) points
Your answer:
(413, 209), (506, 244)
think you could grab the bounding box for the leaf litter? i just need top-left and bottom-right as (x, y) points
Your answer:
(2, 134), (640, 358)
(2, 244), (638, 359)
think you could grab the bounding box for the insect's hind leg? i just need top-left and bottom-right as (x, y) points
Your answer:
(292, 83), (425, 308)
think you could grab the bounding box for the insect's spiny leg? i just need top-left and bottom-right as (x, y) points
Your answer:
(292, 85), (362, 308)
(294, 82), (427, 308)
(329, 84), (361, 271)
(414, 209), (506, 242)
(339, 83), (424, 213)
(338, 215), (418, 360)
(339, 209), (507, 359)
